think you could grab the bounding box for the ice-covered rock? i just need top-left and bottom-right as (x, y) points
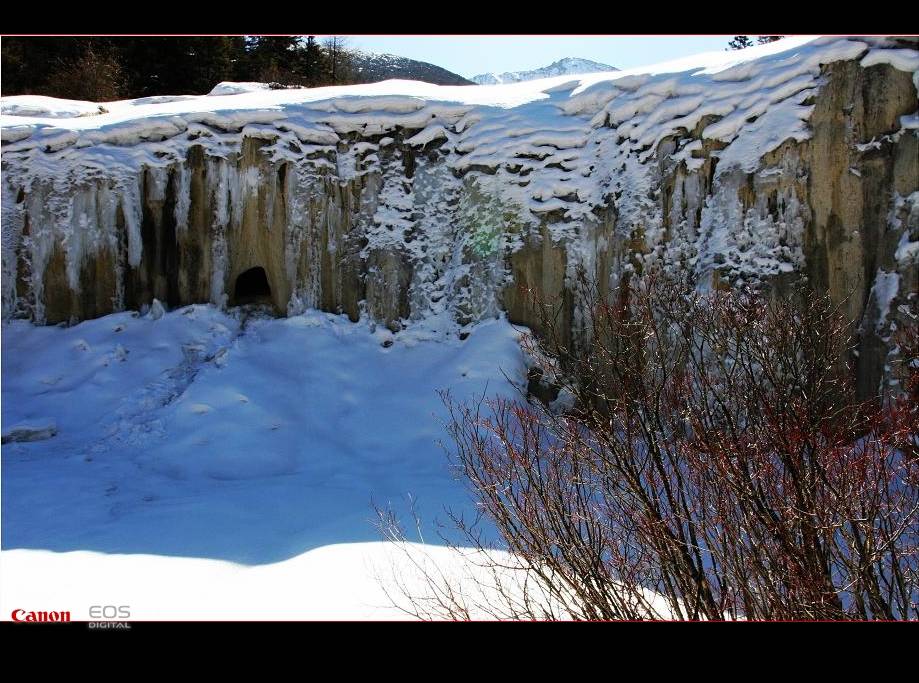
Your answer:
(147, 299), (166, 320)
(2, 36), (917, 394)
(2, 420), (58, 444)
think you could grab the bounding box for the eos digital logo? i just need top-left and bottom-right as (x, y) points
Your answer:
(88, 605), (132, 629)
(89, 605), (131, 620)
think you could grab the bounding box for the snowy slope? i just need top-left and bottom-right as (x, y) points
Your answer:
(1, 305), (531, 618)
(0, 543), (523, 620)
(1, 540), (676, 620)
(1, 306), (526, 562)
(471, 57), (618, 85)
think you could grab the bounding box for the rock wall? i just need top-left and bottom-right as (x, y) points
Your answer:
(806, 61), (918, 396)
(2, 37), (917, 395)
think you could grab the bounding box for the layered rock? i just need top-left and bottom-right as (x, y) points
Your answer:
(2, 37), (917, 395)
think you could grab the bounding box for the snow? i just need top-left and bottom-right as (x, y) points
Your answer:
(1, 38), (908, 159)
(0, 543), (533, 620)
(860, 47), (919, 92)
(209, 82), (275, 96)
(890, 191), (919, 266)
(896, 232), (919, 265)
(471, 57), (618, 85)
(861, 47), (919, 71)
(1, 95), (106, 119)
(1, 306), (530, 618)
(406, 124), (448, 147)
(1, 540), (679, 620)
(710, 90), (816, 174)
(869, 270), (900, 333)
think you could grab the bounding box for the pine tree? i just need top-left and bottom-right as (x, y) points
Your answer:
(248, 36), (304, 84)
(728, 36), (755, 50)
(303, 36), (321, 86)
(323, 36), (353, 85)
(184, 37), (243, 93)
(1, 36), (366, 97)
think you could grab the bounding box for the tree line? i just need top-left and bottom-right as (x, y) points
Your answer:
(1, 36), (788, 102)
(728, 36), (784, 50)
(1, 36), (361, 102)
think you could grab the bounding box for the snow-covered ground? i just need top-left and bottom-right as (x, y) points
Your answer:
(1, 305), (528, 619)
(0, 543), (521, 620)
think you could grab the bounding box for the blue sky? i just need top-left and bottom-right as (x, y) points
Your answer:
(344, 36), (738, 79)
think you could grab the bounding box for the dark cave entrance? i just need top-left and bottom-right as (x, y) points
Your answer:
(233, 267), (272, 306)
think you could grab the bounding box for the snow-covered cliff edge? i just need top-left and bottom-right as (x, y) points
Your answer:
(2, 36), (917, 395)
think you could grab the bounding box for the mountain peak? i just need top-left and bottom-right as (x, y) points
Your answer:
(471, 57), (617, 85)
(350, 51), (474, 86)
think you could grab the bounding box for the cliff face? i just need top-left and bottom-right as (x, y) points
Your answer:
(805, 59), (918, 396)
(2, 37), (917, 395)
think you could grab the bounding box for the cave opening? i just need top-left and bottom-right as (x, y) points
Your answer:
(233, 266), (272, 306)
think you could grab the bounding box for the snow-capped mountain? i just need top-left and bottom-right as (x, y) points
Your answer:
(350, 52), (475, 86)
(471, 57), (618, 84)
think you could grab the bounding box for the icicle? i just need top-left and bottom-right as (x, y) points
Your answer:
(174, 163), (191, 236)
(65, 186), (92, 293)
(120, 174), (144, 269)
(145, 165), (169, 204)
(23, 182), (57, 324)
(209, 157), (230, 308)
(284, 162), (305, 312)
(90, 179), (124, 312)
(1, 177), (26, 320)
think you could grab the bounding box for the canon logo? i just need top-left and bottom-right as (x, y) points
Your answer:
(11, 609), (71, 623)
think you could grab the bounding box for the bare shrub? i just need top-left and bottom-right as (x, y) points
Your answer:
(381, 271), (919, 620)
(43, 45), (125, 102)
